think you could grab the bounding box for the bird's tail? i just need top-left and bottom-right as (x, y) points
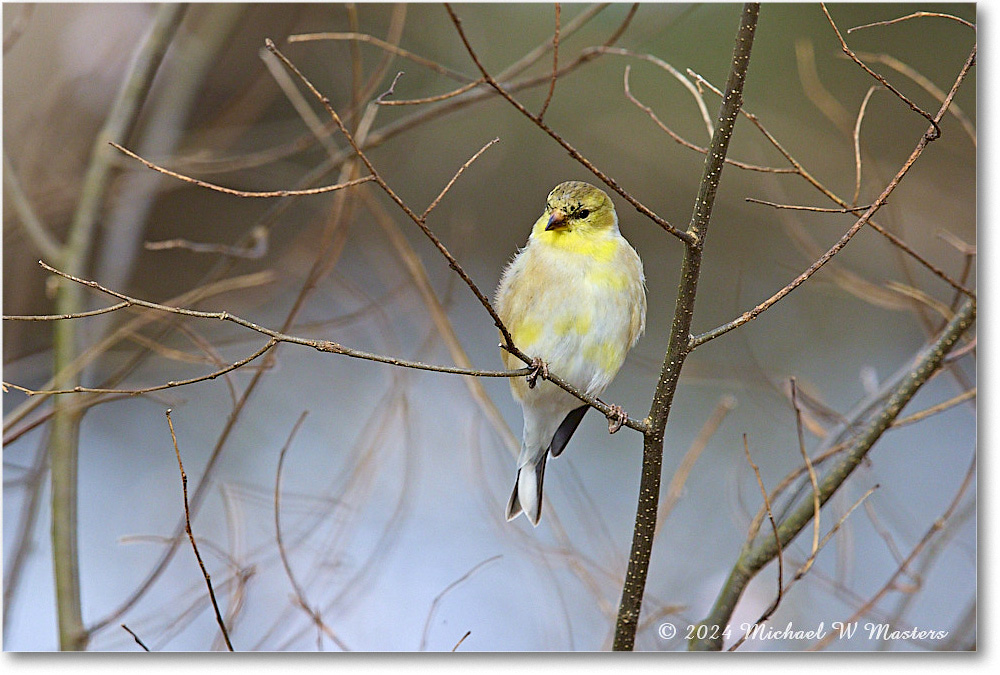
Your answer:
(505, 452), (548, 526)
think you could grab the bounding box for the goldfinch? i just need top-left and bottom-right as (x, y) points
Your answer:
(496, 181), (646, 526)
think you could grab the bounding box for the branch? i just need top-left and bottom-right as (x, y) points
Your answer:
(689, 43), (977, 349)
(690, 295), (975, 650)
(613, 2), (760, 651)
(110, 142), (375, 197)
(444, 3), (696, 245)
(821, 3), (940, 139)
(48, 4), (188, 651)
(261, 38), (646, 432)
(165, 410), (234, 651)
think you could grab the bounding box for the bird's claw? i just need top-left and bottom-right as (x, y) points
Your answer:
(526, 357), (548, 389)
(607, 405), (627, 434)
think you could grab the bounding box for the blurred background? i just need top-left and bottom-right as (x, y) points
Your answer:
(3, 3), (976, 651)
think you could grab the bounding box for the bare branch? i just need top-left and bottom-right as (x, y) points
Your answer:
(537, 3), (561, 120)
(848, 11), (975, 32)
(444, 3), (695, 245)
(745, 198), (873, 213)
(166, 409), (234, 651)
(421, 137), (499, 219)
(821, 3), (940, 139)
(110, 142), (376, 197)
(689, 44), (977, 349)
(120, 624), (150, 651)
(287, 31), (475, 83)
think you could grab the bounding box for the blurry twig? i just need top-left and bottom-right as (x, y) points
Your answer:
(2, 3), (33, 53)
(596, 47), (714, 139)
(3, 151), (62, 261)
(790, 380), (821, 578)
(274, 412), (350, 651)
(726, 434), (783, 651)
(165, 409), (234, 651)
(657, 395), (736, 534)
(419, 555), (502, 651)
(145, 226), (269, 259)
(892, 388), (976, 428)
(537, 3), (560, 120)
(288, 31), (475, 83)
(111, 142), (375, 197)
(810, 455), (975, 651)
(852, 86), (880, 205)
(48, 5), (188, 650)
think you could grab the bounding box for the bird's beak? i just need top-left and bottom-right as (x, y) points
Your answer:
(545, 210), (567, 231)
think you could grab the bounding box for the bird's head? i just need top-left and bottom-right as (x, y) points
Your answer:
(531, 181), (618, 239)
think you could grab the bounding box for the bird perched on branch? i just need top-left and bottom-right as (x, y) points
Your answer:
(496, 181), (646, 526)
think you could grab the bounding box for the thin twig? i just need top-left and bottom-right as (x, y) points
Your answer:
(892, 388), (976, 428)
(287, 31), (475, 83)
(419, 555), (502, 651)
(451, 631), (472, 651)
(687, 68), (973, 298)
(375, 70), (405, 103)
(852, 86), (880, 205)
(537, 3), (560, 120)
(4, 302), (132, 321)
(854, 51), (976, 147)
(144, 226), (269, 259)
(745, 198), (873, 213)
(120, 624), (151, 651)
(376, 80), (482, 106)
(110, 142), (375, 197)
(274, 412), (350, 651)
(821, 3), (940, 140)
(790, 379), (821, 578)
(165, 409), (234, 651)
(726, 434), (783, 651)
(421, 137), (499, 219)
(809, 455), (975, 651)
(689, 44), (977, 349)
(596, 47), (714, 139)
(444, 3), (694, 245)
(623, 67), (790, 174)
(7, 261), (531, 386)
(847, 11), (975, 32)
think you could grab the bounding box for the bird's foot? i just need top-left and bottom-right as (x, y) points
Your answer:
(607, 405), (627, 434)
(526, 357), (548, 389)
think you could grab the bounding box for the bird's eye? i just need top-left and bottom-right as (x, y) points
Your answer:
(577, 208), (590, 219)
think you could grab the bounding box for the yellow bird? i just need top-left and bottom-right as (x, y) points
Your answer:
(496, 181), (646, 526)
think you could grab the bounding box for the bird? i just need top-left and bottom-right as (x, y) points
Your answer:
(495, 180), (646, 526)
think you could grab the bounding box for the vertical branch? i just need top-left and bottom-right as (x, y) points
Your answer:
(48, 4), (187, 651)
(612, 2), (759, 651)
